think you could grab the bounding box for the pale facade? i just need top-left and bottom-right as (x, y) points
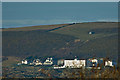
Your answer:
(63, 59), (86, 68)
(33, 59), (42, 65)
(43, 58), (53, 65)
(105, 60), (113, 67)
(22, 60), (28, 64)
(54, 59), (86, 69)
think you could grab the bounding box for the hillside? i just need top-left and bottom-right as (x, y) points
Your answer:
(50, 22), (118, 41)
(2, 30), (75, 59)
(2, 22), (118, 61)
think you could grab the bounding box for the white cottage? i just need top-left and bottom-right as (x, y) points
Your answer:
(43, 58), (53, 65)
(22, 60), (28, 64)
(33, 59), (42, 65)
(105, 60), (113, 67)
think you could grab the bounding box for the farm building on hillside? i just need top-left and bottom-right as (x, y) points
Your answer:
(88, 31), (95, 34)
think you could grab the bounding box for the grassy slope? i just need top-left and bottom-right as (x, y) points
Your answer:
(2, 30), (76, 59)
(72, 35), (118, 60)
(51, 22), (118, 41)
(2, 22), (118, 61)
(49, 22), (118, 60)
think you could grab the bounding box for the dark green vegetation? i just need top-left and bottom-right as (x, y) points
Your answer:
(2, 22), (118, 61)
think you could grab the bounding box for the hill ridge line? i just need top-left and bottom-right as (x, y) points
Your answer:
(46, 23), (76, 32)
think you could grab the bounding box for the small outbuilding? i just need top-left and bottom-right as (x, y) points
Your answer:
(88, 31), (95, 35)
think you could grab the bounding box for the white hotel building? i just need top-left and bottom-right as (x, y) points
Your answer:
(54, 58), (86, 69)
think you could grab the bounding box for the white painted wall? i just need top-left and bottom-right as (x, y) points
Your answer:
(105, 61), (113, 67)
(63, 59), (86, 68)
(22, 60), (28, 64)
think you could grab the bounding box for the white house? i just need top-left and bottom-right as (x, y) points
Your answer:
(88, 58), (98, 67)
(33, 59), (42, 65)
(43, 58), (53, 65)
(105, 60), (113, 67)
(22, 60), (28, 64)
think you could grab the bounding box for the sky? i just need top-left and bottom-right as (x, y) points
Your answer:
(2, 2), (118, 28)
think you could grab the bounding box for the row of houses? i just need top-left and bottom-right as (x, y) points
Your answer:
(18, 57), (115, 69)
(54, 58), (114, 69)
(18, 58), (53, 66)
